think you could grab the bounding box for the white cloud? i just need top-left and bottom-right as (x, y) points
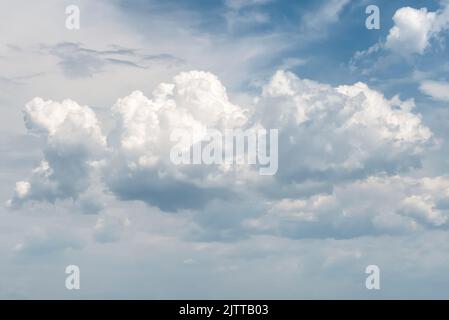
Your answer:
(8, 69), (442, 240)
(386, 4), (449, 55)
(386, 7), (436, 55)
(105, 71), (252, 210)
(13, 181), (30, 199)
(103, 70), (434, 217)
(255, 70), (432, 184)
(419, 80), (449, 101)
(7, 98), (106, 208)
(353, 3), (449, 66)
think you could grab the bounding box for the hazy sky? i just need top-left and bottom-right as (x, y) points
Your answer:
(1, 0), (449, 298)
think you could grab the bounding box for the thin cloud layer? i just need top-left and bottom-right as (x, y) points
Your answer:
(419, 80), (449, 101)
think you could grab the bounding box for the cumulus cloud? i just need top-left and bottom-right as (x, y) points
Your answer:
(255, 70), (432, 185)
(105, 71), (250, 211)
(7, 97), (106, 208)
(8, 69), (441, 240)
(386, 7), (437, 55)
(352, 3), (449, 67)
(385, 4), (449, 55)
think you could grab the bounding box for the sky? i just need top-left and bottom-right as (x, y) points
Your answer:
(1, 0), (449, 299)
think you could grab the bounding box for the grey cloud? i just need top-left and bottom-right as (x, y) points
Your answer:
(39, 42), (182, 78)
(106, 168), (235, 212)
(142, 53), (185, 65)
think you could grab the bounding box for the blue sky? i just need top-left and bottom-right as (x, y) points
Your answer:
(108, 0), (449, 106)
(1, 0), (449, 299)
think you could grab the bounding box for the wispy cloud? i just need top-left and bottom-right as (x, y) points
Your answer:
(420, 80), (449, 101)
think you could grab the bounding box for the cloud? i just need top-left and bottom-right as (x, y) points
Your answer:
(13, 228), (85, 256)
(2, 0), (449, 300)
(385, 7), (437, 55)
(223, 0), (272, 32)
(385, 4), (449, 56)
(245, 175), (449, 239)
(41, 42), (151, 78)
(5, 226), (449, 298)
(352, 3), (449, 70)
(301, 0), (350, 34)
(8, 69), (441, 240)
(105, 71), (250, 210)
(7, 97), (106, 208)
(142, 53), (185, 67)
(255, 70), (432, 185)
(278, 57), (307, 70)
(36, 42), (184, 80)
(105, 70), (432, 214)
(94, 213), (130, 243)
(419, 80), (449, 101)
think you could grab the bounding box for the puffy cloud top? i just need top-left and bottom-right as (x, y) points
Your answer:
(111, 71), (248, 167)
(24, 97), (105, 146)
(386, 4), (449, 55)
(8, 98), (106, 208)
(256, 71), (431, 183)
